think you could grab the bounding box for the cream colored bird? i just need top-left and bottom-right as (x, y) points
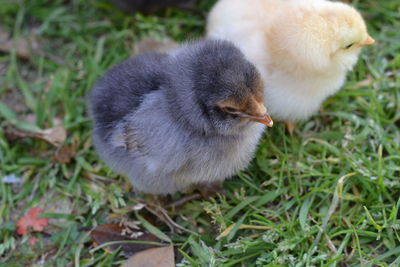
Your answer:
(207, 0), (374, 125)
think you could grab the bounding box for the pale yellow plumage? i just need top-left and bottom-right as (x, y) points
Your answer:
(207, 0), (374, 122)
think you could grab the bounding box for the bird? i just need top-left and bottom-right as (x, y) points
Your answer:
(108, 0), (198, 14)
(88, 39), (273, 195)
(207, 0), (374, 125)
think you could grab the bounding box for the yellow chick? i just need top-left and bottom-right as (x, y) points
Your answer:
(207, 0), (374, 123)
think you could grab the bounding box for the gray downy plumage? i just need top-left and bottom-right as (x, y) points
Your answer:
(89, 39), (268, 195)
(109, 0), (197, 14)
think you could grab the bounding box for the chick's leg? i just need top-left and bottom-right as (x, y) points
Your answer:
(144, 194), (198, 235)
(285, 121), (296, 136)
(195, 181), (227, 199)
(165, 181), (226, 209)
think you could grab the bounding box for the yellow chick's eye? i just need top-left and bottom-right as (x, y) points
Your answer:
(345, 43), (355, 49)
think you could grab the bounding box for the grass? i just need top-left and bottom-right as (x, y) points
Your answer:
(0, 0), (399, 266)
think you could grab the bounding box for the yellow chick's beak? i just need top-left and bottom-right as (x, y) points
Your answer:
(360, 36), (375, 47)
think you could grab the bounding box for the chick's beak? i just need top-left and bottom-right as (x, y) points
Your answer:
(247, 113), (274, 127)
(360, 36), (375, 47)
(240, 103), (273, 127)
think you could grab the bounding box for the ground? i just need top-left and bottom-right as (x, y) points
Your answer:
(0, 0), (399, 266)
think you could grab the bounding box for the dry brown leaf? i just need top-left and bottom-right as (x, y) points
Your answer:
(325, 157), (340, 163)
(0, 26), (33, 60)
(53, 143), (76, 163)
(0, 89), (29, 113)
(347, 75), (373, 90)
(5, 125), (67, 147)
(121, 244), (174, 267)
(90, 223), (165, 258)
(0, 26), (65, 64)
(132, 37), (179, 56)
(39, 125), (67, 146)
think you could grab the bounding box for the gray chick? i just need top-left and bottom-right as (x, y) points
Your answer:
(109, 0), (198, 14)
(89, 39), (273, 195)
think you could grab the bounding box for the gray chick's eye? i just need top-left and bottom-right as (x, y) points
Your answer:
(345, 43), (355, 49)
(223, 107), (238, 113)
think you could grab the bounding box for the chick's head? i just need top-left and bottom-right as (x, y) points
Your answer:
(328, 4), (374, 70)
(176, 40), (273, 134)
(268, 0), (374, 74)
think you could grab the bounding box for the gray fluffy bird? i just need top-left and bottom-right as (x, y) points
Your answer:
(109, 0), (197, 14)
(89, 40), (273, 195)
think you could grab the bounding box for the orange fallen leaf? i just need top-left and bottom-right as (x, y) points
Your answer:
(121, 244), (174, 267)
(16, 208), (49, 235)
(29, 237), (38, 246)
